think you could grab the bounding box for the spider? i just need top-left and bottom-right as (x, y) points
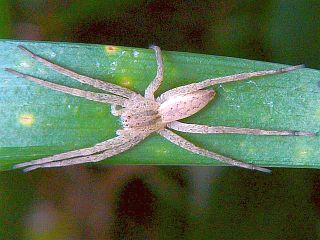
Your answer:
(5, 45), (315, 173)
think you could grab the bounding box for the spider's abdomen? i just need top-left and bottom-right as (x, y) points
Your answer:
(159, 90), (215, 123)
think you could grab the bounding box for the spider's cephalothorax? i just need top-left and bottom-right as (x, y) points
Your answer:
(6, 45), (315, 172)
(118, 93), (163, 133)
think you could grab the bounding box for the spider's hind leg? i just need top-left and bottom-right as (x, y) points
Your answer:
(168, 121), (316, 136)
(145, 45), (164, 100)
(159, 129), (271, 173)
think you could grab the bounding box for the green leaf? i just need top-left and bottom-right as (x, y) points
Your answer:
(0, 40), (319, 171)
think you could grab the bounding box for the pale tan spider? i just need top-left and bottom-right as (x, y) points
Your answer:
(6, 45), (315, 173)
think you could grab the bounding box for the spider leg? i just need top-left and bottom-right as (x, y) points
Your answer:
(5, 68), (127, 106)
(145, 45), (164, 100)
(168, 121), (316, 136)
(158, 129), (271, 173)
(21, 133), (147, 172)
(158, 65), (304, 102)
(13, 135), (129, 169)
(17, 45), (135, 98)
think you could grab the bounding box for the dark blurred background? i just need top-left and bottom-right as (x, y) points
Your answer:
(1, 0), (320, 239)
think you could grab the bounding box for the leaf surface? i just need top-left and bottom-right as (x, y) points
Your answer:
(0, 40), (319, 171)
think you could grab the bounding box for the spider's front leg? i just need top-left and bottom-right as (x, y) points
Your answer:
(16, 131), (150, 172)
(6, 68), (127, 106)
(15, 45), (135, 98)
(22, 134), (146, 172)
(14, 135), (129, 170)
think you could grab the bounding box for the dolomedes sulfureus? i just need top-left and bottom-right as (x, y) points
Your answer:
(6, 45), (315, 173)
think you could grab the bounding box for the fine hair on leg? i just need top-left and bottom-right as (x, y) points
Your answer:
(158, 65), (304, 102)
(17, 45), (135, 98)
(14, 135), (130, 169)
(168, 121), (316, 136)
(145, 45), (164, 99)
(5, 68), (127, 106)
(22, 134), (147, 172)
(158, 129), (271, 173)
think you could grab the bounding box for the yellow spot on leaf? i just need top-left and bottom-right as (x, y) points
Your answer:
(299, 149), (309, 157)
(19, 113), (34, 126)
(294, 141), (312, 160)
(120, 76), (133, 88)
(154, 146), (169, 156)
(105, 45), (118, 54)
(296, 145), (312, 159)
(19, 60), (31, 68)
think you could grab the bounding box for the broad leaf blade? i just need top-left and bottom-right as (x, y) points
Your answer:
(0, 40), (319, 171)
